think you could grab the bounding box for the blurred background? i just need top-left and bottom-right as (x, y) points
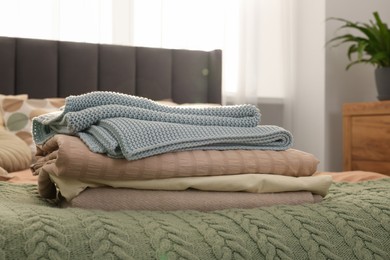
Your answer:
(1, 0), (389, 171)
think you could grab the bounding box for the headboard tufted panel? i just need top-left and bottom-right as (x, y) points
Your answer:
(59, 41), (99, 97)
(99, 44), (136, 94)
(0, 36), (222, 103)
(135, 47), (172, 101)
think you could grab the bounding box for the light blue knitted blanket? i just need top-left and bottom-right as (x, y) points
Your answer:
(32, 91), (292, 160)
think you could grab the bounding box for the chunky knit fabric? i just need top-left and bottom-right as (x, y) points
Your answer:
(32, 92), (292, 160)
(81, 118), (292, 160)
(32, 91), (261, 143)
(1, 179), (389, 259)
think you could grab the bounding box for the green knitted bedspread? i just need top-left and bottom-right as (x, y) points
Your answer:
(0, 179), (389, 260)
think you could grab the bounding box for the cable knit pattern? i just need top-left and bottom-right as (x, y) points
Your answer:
(31, 91), (292, 160)
(78, 212), (134, 259)
(32, 91), (261, 144)
(20, 207), (70, 259)
(1, 179), (389, 259)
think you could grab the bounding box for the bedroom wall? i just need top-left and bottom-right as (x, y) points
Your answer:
(325, 0), (390, 171)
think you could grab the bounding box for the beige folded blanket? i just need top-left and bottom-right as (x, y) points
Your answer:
(42, 172), (332, 200)
(63, 188), (323, 211)
(33, 135), (319, 181)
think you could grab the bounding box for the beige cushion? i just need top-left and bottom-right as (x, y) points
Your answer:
(2, 98), (65, 151)
(0, 167), (11, 180)
(0, 94), (28, 129)
(0, 129), (32, 172)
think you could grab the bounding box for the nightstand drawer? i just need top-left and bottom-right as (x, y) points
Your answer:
(351, 115), (390, 161)
(343, 101), (390, 176)
(351, 161), (390, 173)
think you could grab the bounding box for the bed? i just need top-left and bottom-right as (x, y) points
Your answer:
(0, 36), (389, 260)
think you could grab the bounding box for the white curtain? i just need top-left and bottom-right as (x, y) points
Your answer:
(0, 0), (112, 43)
(230, 0), (293, 105)
(130, 0), (294, 105)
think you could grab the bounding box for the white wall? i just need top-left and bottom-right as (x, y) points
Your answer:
(325, 0), (390, 171)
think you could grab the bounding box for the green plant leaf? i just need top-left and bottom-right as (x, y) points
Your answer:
(327, 11), (390, 69)
(374, 12), (390, 53)
(357, 41), (368, 60)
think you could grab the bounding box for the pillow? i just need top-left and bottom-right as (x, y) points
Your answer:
(0, 94), (28, 129)
(2, 98), (65, 152)
(0, 167), (11, 181)
(0, 129), (32, 173)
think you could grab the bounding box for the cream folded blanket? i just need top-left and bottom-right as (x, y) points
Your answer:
(33, 135), (319, 181)
(63, 188), (323, 211)
(42, 172), (332, 200)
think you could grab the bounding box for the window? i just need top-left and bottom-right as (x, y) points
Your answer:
(0, 0), (290, 100)
(0, 0), (112, 43)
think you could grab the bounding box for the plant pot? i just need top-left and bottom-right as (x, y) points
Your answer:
(375, 67), (390, 100)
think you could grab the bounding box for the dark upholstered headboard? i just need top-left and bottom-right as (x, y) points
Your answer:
(0, 37), (222, 104)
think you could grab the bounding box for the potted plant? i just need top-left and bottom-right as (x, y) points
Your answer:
(328, 12), (390, 100)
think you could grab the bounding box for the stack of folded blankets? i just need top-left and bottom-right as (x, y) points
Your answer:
(31, 91), (332, 211)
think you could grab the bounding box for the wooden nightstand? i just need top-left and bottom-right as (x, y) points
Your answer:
(343, 101), (390, 176)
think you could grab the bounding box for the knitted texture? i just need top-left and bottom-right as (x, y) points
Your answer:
(32, 91), (261, 144)
(32, 92), (292, 160)
(83, 118), (293, 160)
(1, 179), (389, 259)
